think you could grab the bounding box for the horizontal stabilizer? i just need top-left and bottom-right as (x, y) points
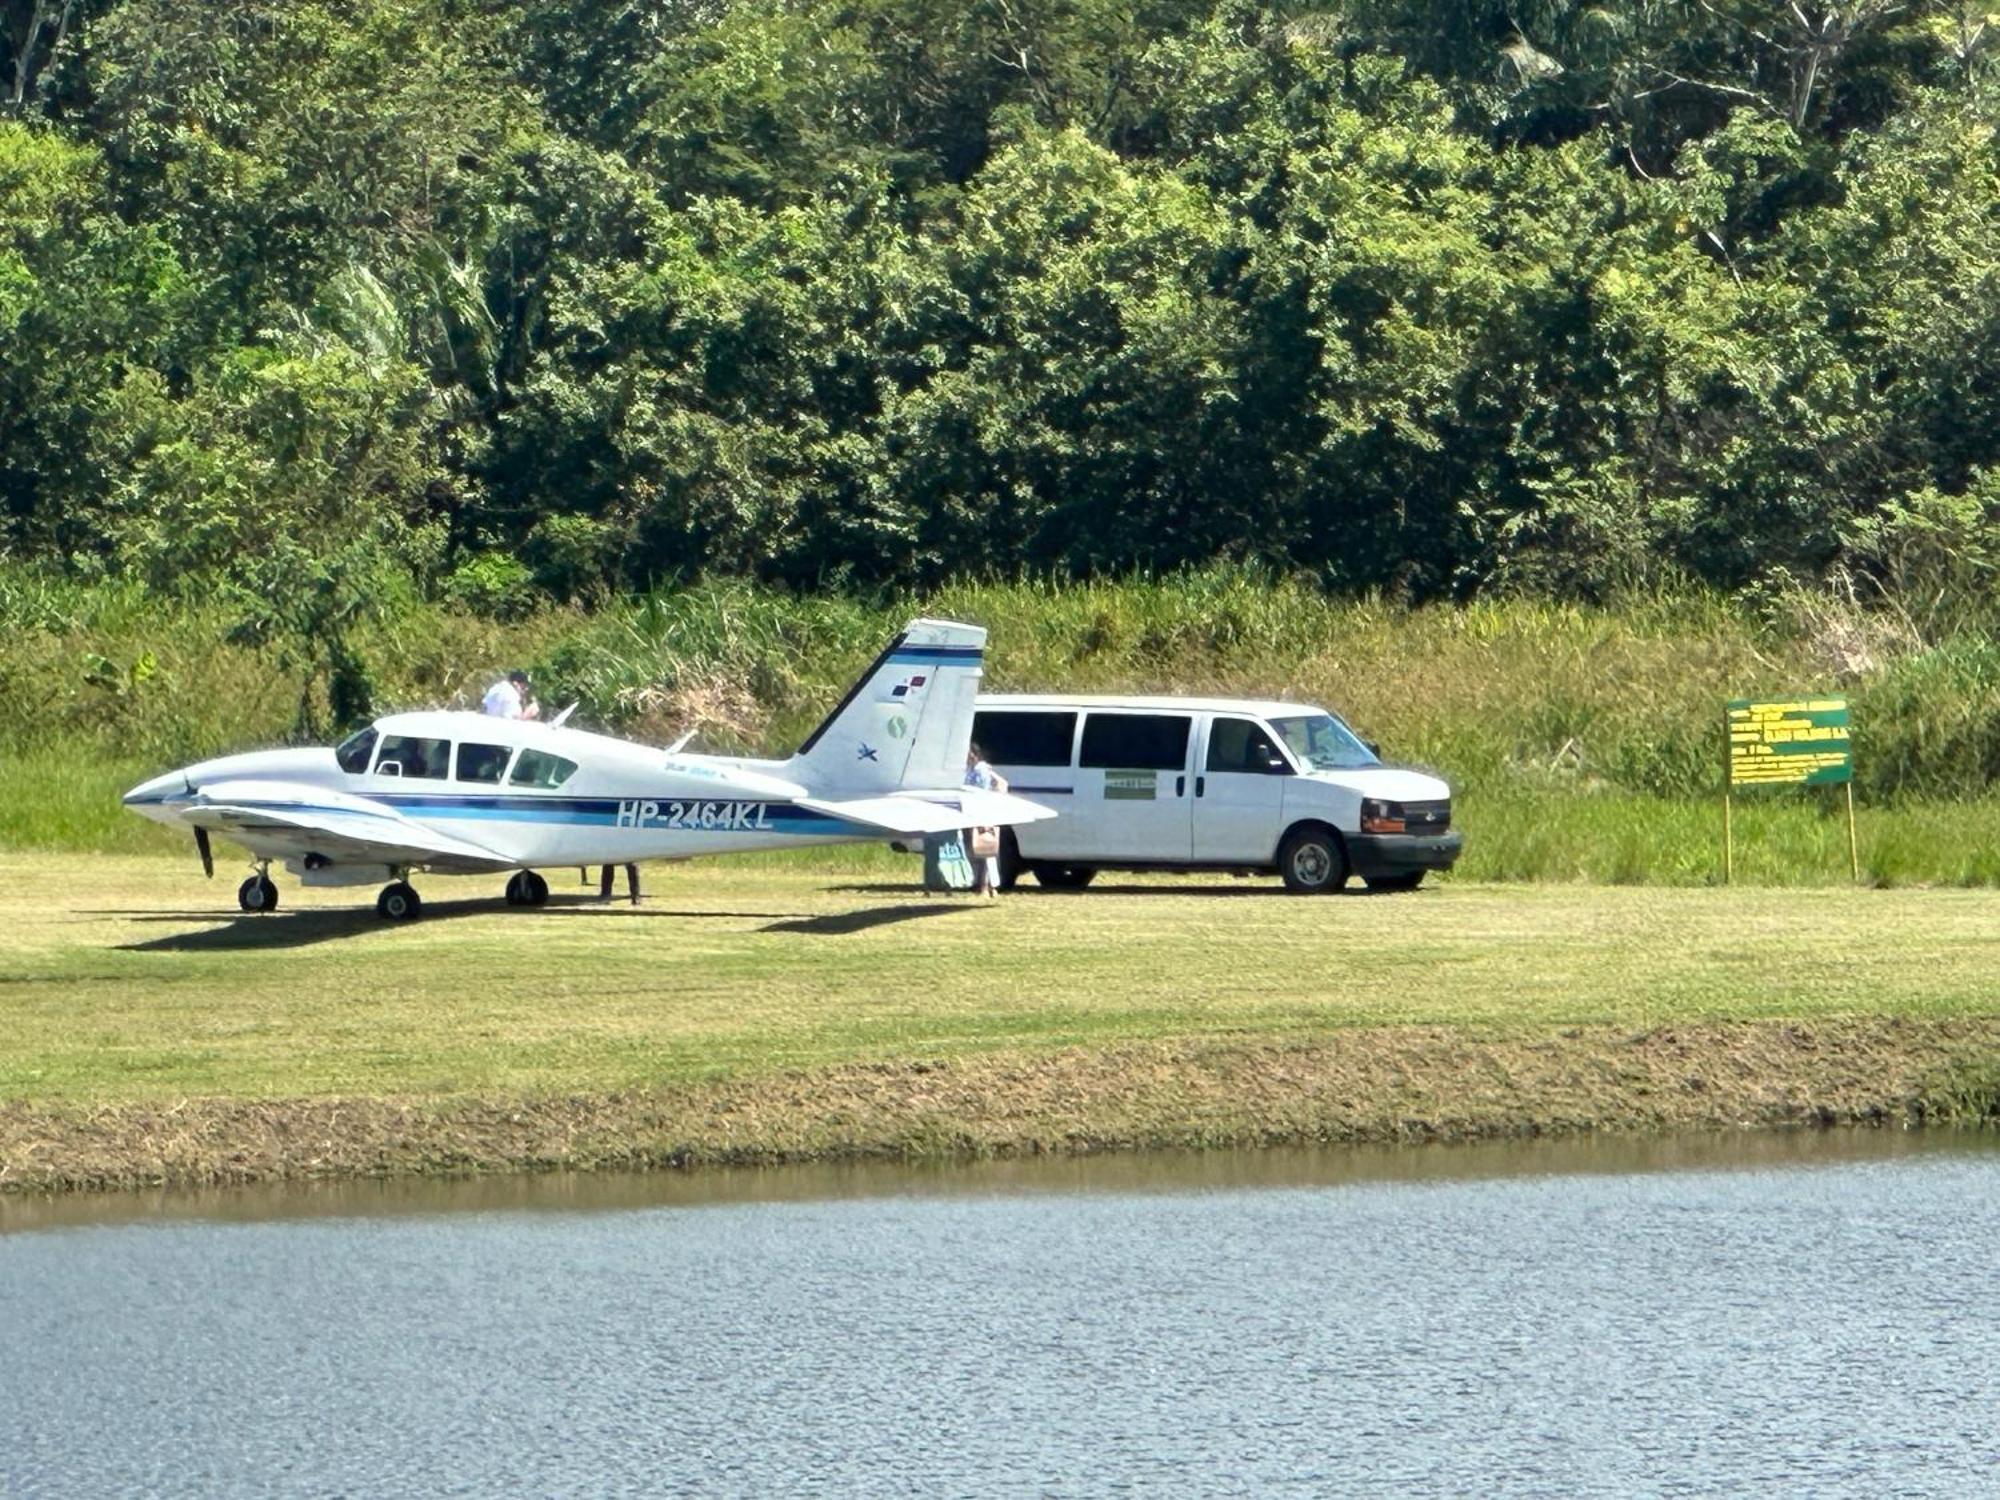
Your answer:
(795, 790), (1056, 837)
(912, 787), (1059, 828)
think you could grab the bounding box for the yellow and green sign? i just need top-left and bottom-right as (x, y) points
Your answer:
(1722, 695), (1858, 882)
(1727, 698), (1851, 787)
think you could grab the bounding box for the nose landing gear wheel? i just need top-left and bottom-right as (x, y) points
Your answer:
(237, 875), (279, 913)
(376, 882), (423, 921)
(505, 871), (550, 907)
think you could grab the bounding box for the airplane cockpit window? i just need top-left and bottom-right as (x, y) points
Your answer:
(509, 749), (578, 790)
(377, 734), (451, 780)
(456, 742), (512, 785)
(335, 726), (378, 774)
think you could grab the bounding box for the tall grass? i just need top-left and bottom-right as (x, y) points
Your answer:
(7, 564), (2000, 882)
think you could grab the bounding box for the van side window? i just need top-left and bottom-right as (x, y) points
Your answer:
(1207, 718), (1290, 775)
(377, 735), (450, 779)
(509, 749), (578, 789)
(1080, 714), (1191, 770)
(335, 726), (378, 774)
(972, 710), (1077, 767)
(456, 742), (512, 785)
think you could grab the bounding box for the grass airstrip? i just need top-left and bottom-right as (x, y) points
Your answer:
(4, 853), (2000, 1191)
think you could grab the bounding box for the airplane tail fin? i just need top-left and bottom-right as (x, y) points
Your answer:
(784, 619), (985, 794)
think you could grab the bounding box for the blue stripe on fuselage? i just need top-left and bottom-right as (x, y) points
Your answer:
(186, 792), (856, 835)
(379, 794), (851, 833)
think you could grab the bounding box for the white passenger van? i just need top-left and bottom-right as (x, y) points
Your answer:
(970, 696), (1461, 893)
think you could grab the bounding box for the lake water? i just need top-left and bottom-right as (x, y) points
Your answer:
(3, 1129), (1996, 1497)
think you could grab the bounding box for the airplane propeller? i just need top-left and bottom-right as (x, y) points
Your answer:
(194, 826), (214, 878)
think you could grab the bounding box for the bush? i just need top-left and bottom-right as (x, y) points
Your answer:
(441, 553), (539, 620)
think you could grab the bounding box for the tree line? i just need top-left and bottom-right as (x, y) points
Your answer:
(5, 0), (1999, 616)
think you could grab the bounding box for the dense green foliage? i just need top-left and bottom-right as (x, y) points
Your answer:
(6, 0), (2000, 613)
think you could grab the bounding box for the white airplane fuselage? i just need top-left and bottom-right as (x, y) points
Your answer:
(123, 728), (869, 872)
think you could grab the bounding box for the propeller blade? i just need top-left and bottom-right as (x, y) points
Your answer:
(194, 827), (214, 878)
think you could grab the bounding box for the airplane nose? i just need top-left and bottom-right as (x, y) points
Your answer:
(123, 769), (191, 811)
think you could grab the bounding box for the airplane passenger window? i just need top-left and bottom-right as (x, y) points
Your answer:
(335, 726), (378, 774)
(377, 735), (450, 780)
(509, 749), (578, 789)
(456, 742), (512, 785)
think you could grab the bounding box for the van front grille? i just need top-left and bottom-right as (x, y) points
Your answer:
(1400, 799), (1451, 833)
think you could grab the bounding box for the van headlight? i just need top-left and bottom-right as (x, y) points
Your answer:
(1360, 798), (1406, 835)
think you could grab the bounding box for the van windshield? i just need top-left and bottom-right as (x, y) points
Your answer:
(1270, 713), (1378, 771)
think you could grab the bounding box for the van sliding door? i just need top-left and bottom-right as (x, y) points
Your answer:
(1069, 712), (1194, 863)
(971, 709), (1078, 862)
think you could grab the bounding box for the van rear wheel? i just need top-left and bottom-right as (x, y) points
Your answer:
(1032, 864), (1096, 890)
(1279, 828), (1348, 894)
(997, 829), (1023, 891)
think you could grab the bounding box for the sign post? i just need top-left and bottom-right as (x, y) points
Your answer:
(1724, 697), (1856, 882)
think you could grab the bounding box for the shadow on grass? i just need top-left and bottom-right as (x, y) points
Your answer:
(107, 894), (808, 952)
(105, 893), (983, 951)
(821, 880), (1408, 898)
(762, 903), (983, 936)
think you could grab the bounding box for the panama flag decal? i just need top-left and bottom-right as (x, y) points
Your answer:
(889, 674), (928, 699)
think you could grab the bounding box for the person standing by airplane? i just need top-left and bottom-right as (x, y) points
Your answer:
(482, 670), (540, 720)
(963, 744), (1006, 898)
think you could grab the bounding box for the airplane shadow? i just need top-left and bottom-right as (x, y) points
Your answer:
(762, 903), (982, 936)
(109, 896), (801, 953)
(106, 895), (978, 952)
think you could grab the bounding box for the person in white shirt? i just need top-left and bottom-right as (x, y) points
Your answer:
(482, 670), (539, 719)
(962, 746), (1007, 898)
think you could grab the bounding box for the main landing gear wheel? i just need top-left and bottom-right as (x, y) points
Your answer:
(376, 882), (423, 921)
(236, 874), (279, 913)
(505, 870), (550, 907)
(1279, 828), (1349, 894)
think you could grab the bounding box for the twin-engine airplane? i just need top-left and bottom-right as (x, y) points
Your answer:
(124, 619), (1053, 919)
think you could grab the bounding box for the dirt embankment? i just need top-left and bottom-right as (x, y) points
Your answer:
(5, 1017), (1998, 1194)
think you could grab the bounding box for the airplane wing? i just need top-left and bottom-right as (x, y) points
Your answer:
(183, 781), (515, 873)
(794, 789), (1057, 836)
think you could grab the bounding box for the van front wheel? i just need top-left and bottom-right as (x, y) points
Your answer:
(1279, 829), (1348, 894)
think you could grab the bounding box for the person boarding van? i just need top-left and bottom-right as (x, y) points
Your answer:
(967, 695), (1460, 893)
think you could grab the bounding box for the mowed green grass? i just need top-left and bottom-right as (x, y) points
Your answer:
(5, 853), (1999, 1106)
